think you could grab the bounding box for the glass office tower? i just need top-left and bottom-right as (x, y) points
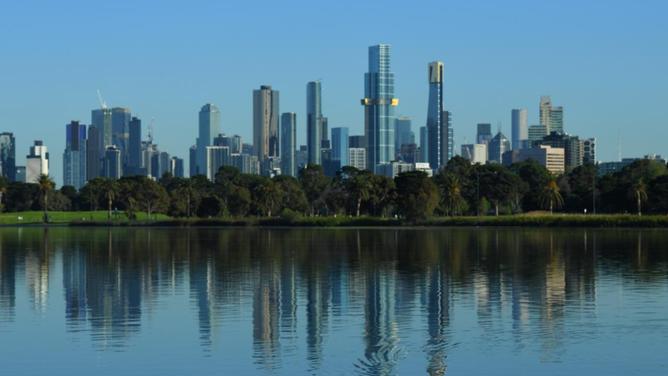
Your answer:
(362, 44), (397, 173)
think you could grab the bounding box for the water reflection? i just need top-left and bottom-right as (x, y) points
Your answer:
(0, 228), (667, 374)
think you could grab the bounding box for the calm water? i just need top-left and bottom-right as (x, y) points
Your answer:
(0, 227), (667, 375)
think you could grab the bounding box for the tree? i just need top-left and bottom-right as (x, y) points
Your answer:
(37, 174), (55, 222)
(100, 178), (119, 219)
(629, 179), (648, 216)
(510, 160), (550, 212)
(273, 176), (308, 215)
(539, 178), (564, 214)
(0, 177), (8, 212)
(298, 165), (330, 215)
(394, 171), (439, 222)
(436, 173), (466, 216)
(340, 167), (373, 217)
(252, 178), (281, 217)
(478, 164), (520, 216)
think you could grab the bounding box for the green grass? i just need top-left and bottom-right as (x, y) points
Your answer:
(0, 211), (169, 225)
(1, 211), (667, 228)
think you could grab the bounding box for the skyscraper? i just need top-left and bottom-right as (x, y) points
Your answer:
(196, 103), (221, 175)
(26, 140), (49, 183)
(476, 123), (492, 145)
(487, 132), (510, 164)
(583, 138), (596, 165)
(331, 127), (349, 167)
(253, 86), (280, 162)
(442, 110), (453, 163)
(394, 116), (414, 154)
(511, 109), (528, 150)
(127, 117), (142, 175)
(111, 107), (131, 158)
(426, 61), (444, 170)
(169, 157), (184, 178)
(103, 145), (122, 179)
(63, 121), (87, 189)
(280, 112), (296, 177)
(189, 145), (197, 177)
(539, 96), (564, 134)
(419, 126), (428, 163)
(362, 44), (398, 173)
(0, 132), (16, 182)
(306, 81), (322, 165)
(86, 125), (101, 180)
(91, 107), (112, 155)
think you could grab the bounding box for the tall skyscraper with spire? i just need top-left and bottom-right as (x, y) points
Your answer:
(426, 61), (444, 170)
(306, 81), (322, 165)
(362, 44), (398, 173)
(196, 103), (221, 176)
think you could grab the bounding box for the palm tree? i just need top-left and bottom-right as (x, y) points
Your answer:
(100, 178), (119, 219)
(629, 179), (648, 216)
(440, 174), (465, 216)
(540, 178), (563, 214)
(37, 174), (55, 223)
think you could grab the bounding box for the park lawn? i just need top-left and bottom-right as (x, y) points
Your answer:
(0, 211), (170, 225)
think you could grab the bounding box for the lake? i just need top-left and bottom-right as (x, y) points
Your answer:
(0, 227), (666, 375)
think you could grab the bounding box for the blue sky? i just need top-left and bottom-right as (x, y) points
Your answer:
(1, 0), (666, 184)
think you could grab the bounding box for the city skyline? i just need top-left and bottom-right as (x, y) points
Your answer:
(1, 1), (666, 184)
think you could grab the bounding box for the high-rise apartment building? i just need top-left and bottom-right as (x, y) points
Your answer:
(583, 138), (596, 165)
(511, 109), (528, 150)
(487, 132), (510, 164)
(362, 44), (398, 173)
(426, 61), (444, 170)
(395, 116), (414, 154)
(331, 127), (349, 168)
(127, 116), (142, 175)
(253, 86), (280, 163)
(91, 107), (112, 156)
(0, 132), (16, 182)
(63, 121), (87, 189)
(103, 145), (122, 179)
(189, 145), (197, 177)
(86, 125), (101, 180)
(196, 103), (221, 175)
(306, 81), (323, 165)
(26, 140), (49, 183)
(206, 146), (230, 180)
(348, 148), (367, 171)
(476, 123), (492, 144)
(170, 157), (184, 178)
(280, 112), (296, 177)
(111, 107), (131, 161)
(419, 126), (428, 163)
(539, 96), (564, 134)
(443, 110), (454, 162)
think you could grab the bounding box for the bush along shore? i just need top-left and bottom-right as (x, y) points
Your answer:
(2, 157), (668, 226)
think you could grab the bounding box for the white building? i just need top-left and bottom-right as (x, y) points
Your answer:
(206, 146), (230, 180)
(26, 140), (49, 183)
(461, 143), (487, 164)
(348, 147), (366, 170)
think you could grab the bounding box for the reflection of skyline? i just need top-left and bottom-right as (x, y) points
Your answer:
(0, 228), (665, 372)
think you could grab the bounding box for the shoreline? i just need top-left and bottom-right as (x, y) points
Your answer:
(2, 213), (668, 228)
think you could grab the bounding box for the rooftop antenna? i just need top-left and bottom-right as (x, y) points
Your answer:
(96, 89), (108, 109)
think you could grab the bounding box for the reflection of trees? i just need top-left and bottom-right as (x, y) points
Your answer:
(0, 227), (666, 369)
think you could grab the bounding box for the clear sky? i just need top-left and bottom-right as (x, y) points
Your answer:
(1, 0), (666, 185)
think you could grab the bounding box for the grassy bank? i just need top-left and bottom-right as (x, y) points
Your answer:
(1, 212), (668, 228)
(0, 211), (169, 225)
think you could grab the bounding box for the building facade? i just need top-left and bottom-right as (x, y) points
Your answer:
(348, 148), (367, 171)
(487, 132), (510, 164)
(331, 127), (349, 168)
(426, 61), (444, 170)
(26, 140), (49, 183)
(196, 103), (221, 176)
(253, 86), (280, 164)
(306, 81), (323, 165)
(280, 112), (296, 177)
(0, 132), (16, 182)
(63, 121), (87, 189)
(511, 108), (528, 150)
(362, 44), (398, 173)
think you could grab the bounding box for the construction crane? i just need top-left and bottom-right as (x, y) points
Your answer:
(96, 89), (108, 109)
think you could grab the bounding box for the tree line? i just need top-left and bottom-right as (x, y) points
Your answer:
(1, 156), (667, 221)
